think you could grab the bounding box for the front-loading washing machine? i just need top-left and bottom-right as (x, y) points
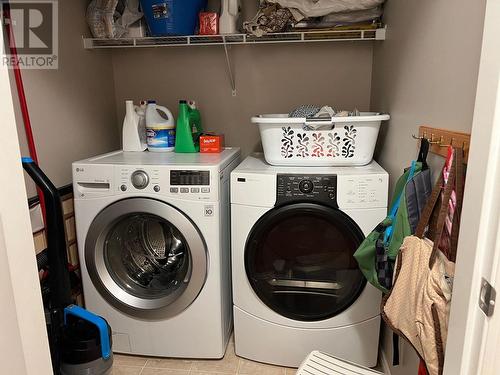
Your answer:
(72, 148), (240, 358)
(231, 154), (388, 368)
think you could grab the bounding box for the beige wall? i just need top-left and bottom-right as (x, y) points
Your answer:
(13, 0), (119, 197)
(111, 0), (373, 156)
(371, 0), (486, 374)
(111, 42), (374, 156)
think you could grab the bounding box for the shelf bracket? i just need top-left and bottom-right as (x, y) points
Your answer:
(222, 39), (236, 96)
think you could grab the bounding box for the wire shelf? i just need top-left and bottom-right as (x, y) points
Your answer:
(83, 27), (386, 49)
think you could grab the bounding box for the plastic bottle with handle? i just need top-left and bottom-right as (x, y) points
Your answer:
(145, 100), (175, 152)
(122, 100), (147, 152)
(175, 100), (203, 153)
(219, 0), (241, 34)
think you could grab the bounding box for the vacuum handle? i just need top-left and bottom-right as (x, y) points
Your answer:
(22, 157), (72, 308)
(64, 305), (111, 360)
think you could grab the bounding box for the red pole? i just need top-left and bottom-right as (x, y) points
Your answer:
(3, 3), (46, 221)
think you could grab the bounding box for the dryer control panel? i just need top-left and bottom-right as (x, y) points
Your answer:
(276, 174), (338, 208)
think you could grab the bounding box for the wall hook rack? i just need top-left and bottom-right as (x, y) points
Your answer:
(417, 125), (471, 162)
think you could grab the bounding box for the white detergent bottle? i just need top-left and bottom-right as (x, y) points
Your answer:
(145, 100), (175, 152)
(122, 100), (147, 152)
(219, 0), (241, 34)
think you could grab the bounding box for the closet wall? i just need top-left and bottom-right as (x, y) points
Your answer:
(12, 0), (118, 197)
(111, 43), (374, 156)
(111, 1), (374, 156)
(371, 0), (487, 374)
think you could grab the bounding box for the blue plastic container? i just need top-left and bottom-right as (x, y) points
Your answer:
(140, 0), (207, 36)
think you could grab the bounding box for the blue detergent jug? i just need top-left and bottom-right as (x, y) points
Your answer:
(140, 0), (208, 36)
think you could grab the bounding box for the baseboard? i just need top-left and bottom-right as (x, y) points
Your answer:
(379, 349), (392, 375)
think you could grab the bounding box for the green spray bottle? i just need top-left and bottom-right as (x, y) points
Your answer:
(175, 100), (203, 153)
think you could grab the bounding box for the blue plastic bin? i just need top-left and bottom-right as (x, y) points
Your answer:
(140, 0), (207, 36)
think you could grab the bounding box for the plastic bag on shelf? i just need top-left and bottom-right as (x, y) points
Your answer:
(244, 3), (298, 36)
(87, 0), (143, 39)
(115, 0), (143, 35)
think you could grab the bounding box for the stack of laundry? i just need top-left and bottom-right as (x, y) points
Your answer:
(289, 105), (361, 130)
(244, 0), (385, 36)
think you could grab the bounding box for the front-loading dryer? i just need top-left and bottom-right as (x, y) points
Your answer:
(73, 148), (240, 358)
(231, 154), (388, 368)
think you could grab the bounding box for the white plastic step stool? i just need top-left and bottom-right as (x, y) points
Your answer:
(297, 351), (384, 375)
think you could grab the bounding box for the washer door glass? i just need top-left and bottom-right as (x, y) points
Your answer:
(245, 203), (366, 322)
(104, 213), (189, 299)
(85, 198), (207, 317)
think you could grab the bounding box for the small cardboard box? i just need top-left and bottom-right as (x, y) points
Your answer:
(200, 134), (225, 153)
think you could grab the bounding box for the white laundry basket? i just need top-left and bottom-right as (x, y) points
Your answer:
(252, 112), (390, 166)
(297, 351), (384, 375)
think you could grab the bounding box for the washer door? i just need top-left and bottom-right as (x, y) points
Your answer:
(85, 198), (207, 318)
(245, 203), (366, 322)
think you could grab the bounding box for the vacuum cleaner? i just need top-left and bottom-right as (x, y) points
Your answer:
(22, 157), (113, 375)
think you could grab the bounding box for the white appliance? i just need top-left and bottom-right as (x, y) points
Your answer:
(72, 148), (240, 358)
(231, 154), (388, 368)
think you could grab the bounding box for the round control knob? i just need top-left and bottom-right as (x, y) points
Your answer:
(120, 184), (127, 192)
(153, 185), (160, 192)
(299, 179), (314, 194)
(131, 170), (149, 190)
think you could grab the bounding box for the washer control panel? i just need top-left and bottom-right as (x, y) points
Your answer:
(116, 167), (214, 200)
(276, 174), (338, 207)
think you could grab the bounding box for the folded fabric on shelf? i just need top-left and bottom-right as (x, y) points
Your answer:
(293, 6), (383, 29)
(267, 0), (385, 19)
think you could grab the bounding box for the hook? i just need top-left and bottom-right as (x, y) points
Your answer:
(428, 134), (440, 144)
(412, 131), (428, 140)
(439, 137), (454, 148)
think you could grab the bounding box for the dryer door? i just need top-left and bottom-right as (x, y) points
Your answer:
(245, 202), (366, 322)
(85, 197), (207, 318)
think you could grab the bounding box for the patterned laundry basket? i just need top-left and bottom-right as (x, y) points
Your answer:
(253, 113), (390, 166)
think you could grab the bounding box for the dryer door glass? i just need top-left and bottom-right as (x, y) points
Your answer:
(85, 198), (207, 318)
(245, 203), (366, 321)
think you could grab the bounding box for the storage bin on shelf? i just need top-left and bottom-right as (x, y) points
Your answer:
(252, 112), (390, 166)
(140, 0), (207, 36)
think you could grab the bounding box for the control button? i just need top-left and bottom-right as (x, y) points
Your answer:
(120, 184), (127, 192)
(170, 187), (179, 193)
(201, 187), (210, 193)
(299, 179), (314, 194)
(191, 187), (200, 193)
(154, 185), (160, 192)
(328, 192), (335, 199)
(180, 188), (189, 193)
(131, 170), (149, 190)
